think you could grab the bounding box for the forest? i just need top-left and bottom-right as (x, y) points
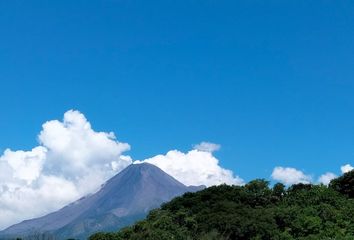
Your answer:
(89, 170), (354, 240)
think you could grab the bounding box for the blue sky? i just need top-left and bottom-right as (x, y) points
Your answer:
(1, 0), (354, 183)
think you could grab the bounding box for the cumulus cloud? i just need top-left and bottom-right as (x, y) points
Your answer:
(271, 167), (311, 185)
(341, 164), (354, 174)
(318, 172), (337, 185)
(272, 164), (354, 186)
(0, 111), (243, 230)
(135, 147), (244, 187)
(0, 147), (47, 184)
(193, 142), (221, 153)
(0, 110), (131, 230)
(38, 110), (131, 181)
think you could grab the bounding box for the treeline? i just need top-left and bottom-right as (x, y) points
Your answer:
(90, 171), (354, 240)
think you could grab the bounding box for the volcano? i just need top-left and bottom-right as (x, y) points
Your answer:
(0, 163), (204, 239)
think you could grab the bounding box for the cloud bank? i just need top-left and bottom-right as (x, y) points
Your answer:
(0, 110), (132, 230)
(0, 110), (240, 230)
(341, 164), (354, 174)
(318, 172), (337, 185)
(271, 167), (312, 185)
(135, 148), (244, 187)
(271, 164), (354, 186)
(1, 109), (352, 230)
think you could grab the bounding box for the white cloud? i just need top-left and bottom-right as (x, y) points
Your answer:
(0, 146), (47, 184)
(135, 147), (244, 187)
(0, 175), (79, 230)
(0, 111), (243, 230)
(271, 167), (311, 185)
(193, 142), (221, 153)
(318, 172), (337, 185)
(1, 111), (351, 233)
(38, 110), (131, 181)
(0, 110), (131, 230)
(340, 164), (354, 174)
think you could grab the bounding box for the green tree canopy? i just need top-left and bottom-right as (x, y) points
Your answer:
(329, 170), (354, 198)
(89, 173), (354, 240)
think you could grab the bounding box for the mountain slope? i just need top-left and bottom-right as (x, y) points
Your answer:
(0, 163), (204, 239)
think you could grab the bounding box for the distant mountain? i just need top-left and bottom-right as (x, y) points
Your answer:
(0, 163), (204, 240)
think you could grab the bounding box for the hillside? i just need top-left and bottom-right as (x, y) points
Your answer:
(90, 171), (354, 240)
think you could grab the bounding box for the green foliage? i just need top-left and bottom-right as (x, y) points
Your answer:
(329, 170), (354, 198)
(89, 174), (354, 240)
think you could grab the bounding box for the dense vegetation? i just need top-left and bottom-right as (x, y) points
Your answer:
(90, 171), (354, 240)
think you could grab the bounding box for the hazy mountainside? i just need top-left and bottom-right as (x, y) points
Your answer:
(0, 163), (204, 240)
(91, 171), (354, 240)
